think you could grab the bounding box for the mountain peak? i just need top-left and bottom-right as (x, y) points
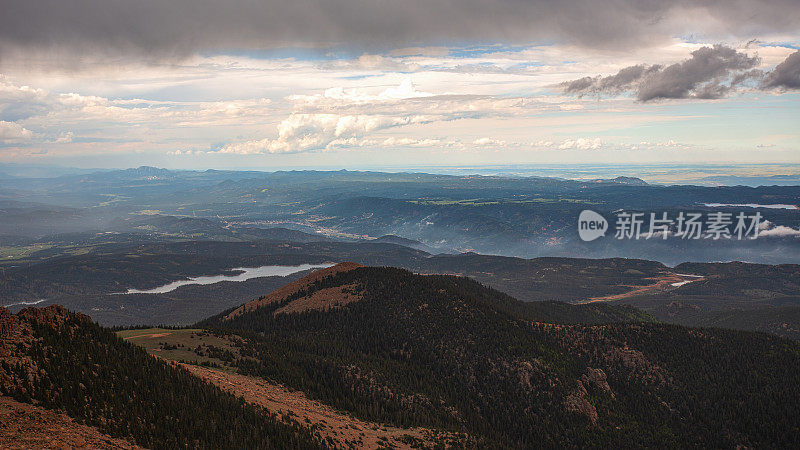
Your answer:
(224, 262), (363, 319)
(18, 304), (89, 327)
(590, 176), (648, 186)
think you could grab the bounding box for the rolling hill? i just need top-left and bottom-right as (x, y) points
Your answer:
(196, 264), (800, 448)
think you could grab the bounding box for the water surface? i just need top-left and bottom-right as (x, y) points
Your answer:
(702, 203), (798, 210)
(120, 263), (335, 295)
(2, 299), (46, 308)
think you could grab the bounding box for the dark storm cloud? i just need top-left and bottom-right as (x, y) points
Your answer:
(562, 65), (662, 96)
(636, 45), (761, 101)
(0, 0), (799, 62)
(761, 50), (800, 90)
(558, 45), (794, 101)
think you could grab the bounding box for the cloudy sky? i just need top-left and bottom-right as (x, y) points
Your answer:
(0, 0), (798, 169)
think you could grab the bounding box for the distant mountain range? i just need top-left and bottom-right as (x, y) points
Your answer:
(1, 167), (798, 264)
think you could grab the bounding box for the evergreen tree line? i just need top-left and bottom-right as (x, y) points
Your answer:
(1, 315), (326, 449)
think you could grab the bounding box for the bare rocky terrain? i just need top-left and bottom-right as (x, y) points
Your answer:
(181, 364), (463, 449)
(0, 396), (141, 449)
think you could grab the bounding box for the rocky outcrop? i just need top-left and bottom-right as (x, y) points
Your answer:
(581, 367), (613, 397)
(605, 347), (668, 385)
(18, 304), (90, 327)
(565, 369), (614, 424)
(564, 381), (598, 425)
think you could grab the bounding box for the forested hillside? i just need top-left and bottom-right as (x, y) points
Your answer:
(202, 265), (800, 447)
(0, 306), (323, 449)
(3, 264), (800, 447)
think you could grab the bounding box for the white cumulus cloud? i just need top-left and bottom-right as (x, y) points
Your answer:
(558, 137), (603, 150)
(218, 113), (437, 154)
(472, 137), (507, 147)
(759, 220), (800, 237)
(0, 120), (33, 143)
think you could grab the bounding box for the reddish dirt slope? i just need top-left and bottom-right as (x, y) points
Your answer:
(581, 273), (704, 303)
(224, 262), (363, 320)
(273, 282), (363, 315)
(181, 364), (462, 449)
(0, 396), (141, 449)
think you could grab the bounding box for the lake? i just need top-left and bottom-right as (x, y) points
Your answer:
(702, 203), (798, 210)
(120, 263), (335, 295)
(2, 299), (46, 308)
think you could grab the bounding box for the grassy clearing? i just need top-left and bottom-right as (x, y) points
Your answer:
(0, 244), (55, 261)
(117, 327), (243, 372)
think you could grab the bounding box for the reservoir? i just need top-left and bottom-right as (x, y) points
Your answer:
(120, 263), (335, 294)
(702, 203), (798, 210)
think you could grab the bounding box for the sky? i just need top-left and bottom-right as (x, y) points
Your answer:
(0, 0), (799, 170)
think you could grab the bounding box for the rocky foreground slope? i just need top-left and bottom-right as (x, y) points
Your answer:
(0, 396), (142, 449)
